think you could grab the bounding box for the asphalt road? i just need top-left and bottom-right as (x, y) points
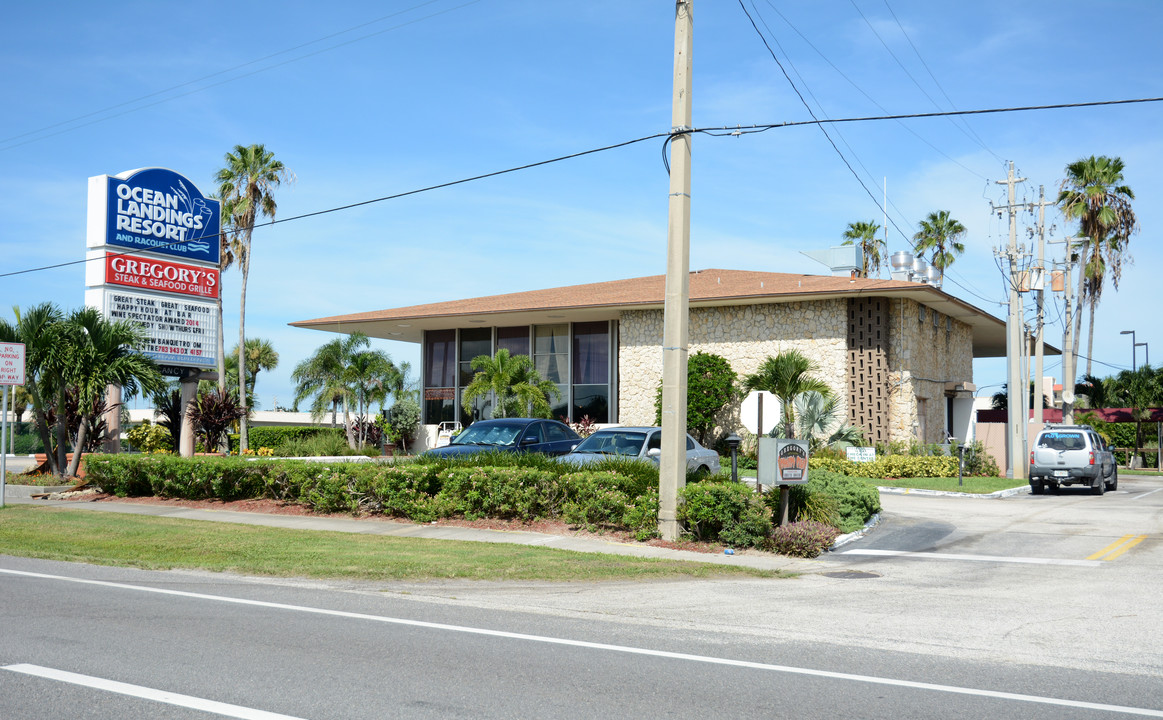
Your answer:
(1, 477), (1160, 718)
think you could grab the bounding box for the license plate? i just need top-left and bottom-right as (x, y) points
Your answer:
(1053, 470), (1068, 477)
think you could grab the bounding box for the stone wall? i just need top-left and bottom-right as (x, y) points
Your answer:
(885, 298), (974, 444)
(618, 302), (849, 435)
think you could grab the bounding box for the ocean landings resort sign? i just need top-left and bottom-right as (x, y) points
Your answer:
(85, 167), (221, 370)
(87, 167), (220, 264)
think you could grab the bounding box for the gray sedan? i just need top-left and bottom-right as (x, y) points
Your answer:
(561, 426), (721, 475)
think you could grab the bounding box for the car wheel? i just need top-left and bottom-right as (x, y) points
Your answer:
(1107, 468), (1118, 492)
(1030, 481), (1043, 495)
(1091, 476), (1105, 495)
(1046, 483), (1057, 495)
(694, 465), (710, 478)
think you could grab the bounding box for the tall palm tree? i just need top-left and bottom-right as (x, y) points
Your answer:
(461, 349), (560, 419)
(62, 307), (164, 476)
(912, 210), (966, 284)
(292, 333), (369, 447)
(1057, 155), (1138, 376)
(741, 349), (832, 439)
(215, 144), (293, 452)
(841, 220), (884, 277)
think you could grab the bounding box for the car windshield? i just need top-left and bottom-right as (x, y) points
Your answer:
(572, 431), (647, 456)
(451, 422), (524, 447)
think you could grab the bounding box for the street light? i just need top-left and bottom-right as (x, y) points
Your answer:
(1120, 330), (1137, 371)
(1136, 342), (1149, 368)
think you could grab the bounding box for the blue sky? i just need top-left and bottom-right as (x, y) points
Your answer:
(3, 1), (1161, 411)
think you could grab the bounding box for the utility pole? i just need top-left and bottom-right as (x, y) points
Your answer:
(659, 0), (693, 541)
(996, 162), (1027, 479)
(1060, 244), (1077, 425)
(1032, 186), (1054, 427)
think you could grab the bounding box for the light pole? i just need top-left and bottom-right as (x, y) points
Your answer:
(1136, 342), (1149, 368)
(1120, 330), (1137, 371)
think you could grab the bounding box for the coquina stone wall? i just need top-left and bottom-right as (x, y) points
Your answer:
(618, 302), (849, 437)
(618, 297), (974, 446)
(886, 298), (974, 444)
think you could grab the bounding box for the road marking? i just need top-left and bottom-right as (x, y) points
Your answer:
(1088, 535), (1149, 561)
(1132, 487), (1163, 501)
(3, 568), (1161, 717)
(1, 664), (306, 720)
(839, 549), (1104, 567)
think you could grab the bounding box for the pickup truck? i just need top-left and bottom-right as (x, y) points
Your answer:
(1029, 424), (1117, 495)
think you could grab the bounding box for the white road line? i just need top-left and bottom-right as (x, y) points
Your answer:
(840, 549), (1105, 567)
(2, 567), (1160, 718)
(1132, 487), (1163, 501)
(1, 664), (307, 720)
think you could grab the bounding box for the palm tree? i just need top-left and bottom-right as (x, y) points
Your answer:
(794, 391), (864, 451)
(292, 333), (369, 447)
(461, 349), (560, 419)
(1057, 155), (1138, 376)
(343, 348), (398, 449)
(741, 349), (832, 439)
(62, 307), (164, 476)
(215, 144), (293, 452)
(226, 338), (279, 409)
(912, 210), (966, 284)
(841, 220), (884, 277)
(0, 303), (65, 474)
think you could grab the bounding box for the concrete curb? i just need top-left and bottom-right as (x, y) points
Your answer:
(1, 485), (73, 499)
(876, 484), (1030, 499)
(831, 512), (881, 549)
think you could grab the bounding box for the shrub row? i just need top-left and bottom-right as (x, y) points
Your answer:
(227, 426), (346, 454)
(810, 454), (960, 479)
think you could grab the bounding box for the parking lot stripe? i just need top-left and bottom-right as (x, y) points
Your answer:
(1088, 535), (1149, 562)
(838, 549), (1103, 567)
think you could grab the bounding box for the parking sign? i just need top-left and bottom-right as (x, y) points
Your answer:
(0, 342), (25, 385)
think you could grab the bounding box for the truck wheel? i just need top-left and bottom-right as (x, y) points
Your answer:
(1092, 476), (1105, 495)
(1106, 468), (1118, 492)
(1046, 483), (1057, 495)
(1030, 481), (1043, 495)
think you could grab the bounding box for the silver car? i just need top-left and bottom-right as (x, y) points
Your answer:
(562, 426), (721, 475)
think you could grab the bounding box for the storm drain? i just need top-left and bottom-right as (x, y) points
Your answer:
(821, 570), (881, 579)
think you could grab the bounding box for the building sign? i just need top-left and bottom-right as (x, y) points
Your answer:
(424, 388), (455, 400)
(846, 446), (876, 463)
(757, 437), (810, 486)
(87, 168), (220, 265)
(92, 288), (217, 368)
(0, 343), (25, 386)
(101, 253), (219, 299)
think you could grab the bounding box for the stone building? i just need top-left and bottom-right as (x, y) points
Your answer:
(292, 269), (1006, 447)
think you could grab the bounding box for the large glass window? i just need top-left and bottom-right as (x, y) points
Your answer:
(572, 322), (609, 384)
(572, 385), (609, 423)
(458, 327), (493, 385)
(424, 329), (456, 388)
(497, 326), (530, 358)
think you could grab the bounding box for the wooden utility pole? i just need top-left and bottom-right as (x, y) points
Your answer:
(1032, 186), (1054, 425)
(659, 0), (693, 541)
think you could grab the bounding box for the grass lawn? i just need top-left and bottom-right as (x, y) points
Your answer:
(0, 506), (786, 582)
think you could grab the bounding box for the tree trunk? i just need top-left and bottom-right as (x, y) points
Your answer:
(1086, 298), (1097, 377)
(26, 381), (57, 476)
(67, 418), (88, 478)
(1072, 243), (1089, 372)
(343, 397), (355, 449)
(54, 385), (69, 478)
(216, 296), (226, 392)
(238, 252), (249, 453)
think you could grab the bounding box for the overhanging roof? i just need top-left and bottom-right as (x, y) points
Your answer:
(291, 269), (1039, 359)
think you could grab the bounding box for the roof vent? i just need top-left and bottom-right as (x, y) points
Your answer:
(800, 245), (863, 276)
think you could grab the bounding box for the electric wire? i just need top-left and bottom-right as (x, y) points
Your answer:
(4, 94), (1160, 280)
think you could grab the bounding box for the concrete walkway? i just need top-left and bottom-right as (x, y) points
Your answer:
(5, 495), (823, 573)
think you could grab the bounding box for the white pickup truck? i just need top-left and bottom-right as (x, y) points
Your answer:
(1028, 424), (1118, 495)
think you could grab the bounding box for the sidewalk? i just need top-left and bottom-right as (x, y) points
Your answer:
(6, 495), (823, 574)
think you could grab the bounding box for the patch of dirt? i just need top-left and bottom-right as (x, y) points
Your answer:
(72, 493), (723, 554)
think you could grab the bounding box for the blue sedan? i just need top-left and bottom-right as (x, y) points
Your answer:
(423, 418), (581, 458)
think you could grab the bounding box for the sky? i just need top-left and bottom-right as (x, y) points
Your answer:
(2, 0), (1161, 413)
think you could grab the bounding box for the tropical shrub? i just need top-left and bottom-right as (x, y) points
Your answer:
(772, 470), (879, 533)
(678, 480), (772, 547)
(125, 421), (173, 453)
(765, 521), (842, 558)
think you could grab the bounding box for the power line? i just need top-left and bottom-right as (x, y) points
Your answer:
(5, 94), (1160, 280)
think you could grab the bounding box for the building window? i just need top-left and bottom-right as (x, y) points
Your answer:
(423, 329), (456, 425)
(497, 326), (530, 358)
(535, 324), (569, 419)
(458, 327), (493, 425)
(572, 321), (610, 423)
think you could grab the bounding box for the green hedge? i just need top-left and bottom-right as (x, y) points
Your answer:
(228, 426), (345, 453)
(810, 454), (960, 479)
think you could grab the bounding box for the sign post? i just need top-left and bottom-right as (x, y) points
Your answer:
(0, 342), (27, 507)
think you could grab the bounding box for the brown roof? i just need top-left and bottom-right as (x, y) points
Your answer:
(290, 268), (1018, 357)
